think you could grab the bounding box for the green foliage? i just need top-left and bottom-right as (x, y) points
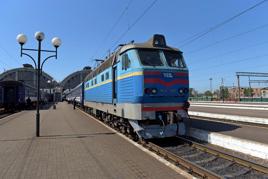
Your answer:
(204, 90), (213, 97)
(189, 88), (198, 97)
(220, 86), (229, 99)
(244, 88), (253, 97)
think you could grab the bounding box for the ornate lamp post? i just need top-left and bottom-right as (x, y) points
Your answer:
(17, 32), (61, 137)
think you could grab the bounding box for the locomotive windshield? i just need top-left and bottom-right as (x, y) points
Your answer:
(137, 49), (186, 68)
(137, 49), (163, 66)
(163, 51), (186, 68)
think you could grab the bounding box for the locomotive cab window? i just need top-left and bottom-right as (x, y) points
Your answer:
(137, 49), (163, 66)
(122, 53), (131, 70)
(164, 51), (186, 68)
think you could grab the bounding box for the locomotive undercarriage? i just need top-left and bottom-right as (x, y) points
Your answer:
(84, 106), (139, 140)
(83, 105), (189, 140)
(133, 110), (188, 139)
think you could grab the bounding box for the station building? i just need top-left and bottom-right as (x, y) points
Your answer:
(0, 64), (59, 102)
(261, 88), (268, 98)
(0, 65), (92, 101)
(0, 64), (56, 89)
(60, 66), (92, 91)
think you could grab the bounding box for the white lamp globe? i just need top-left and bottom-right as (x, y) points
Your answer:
(16, 34), (27, 45)
(35, 31), (45, 41)
(52, 37), (61, 47)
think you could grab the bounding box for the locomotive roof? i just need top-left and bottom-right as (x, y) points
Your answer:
(84, 34), (181, 82)
(119, 43), (180, 54)
(84, 54), (116, 81)
(119, 35), (181, 54)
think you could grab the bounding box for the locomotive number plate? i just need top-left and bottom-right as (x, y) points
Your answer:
(163, 72), (173, 78)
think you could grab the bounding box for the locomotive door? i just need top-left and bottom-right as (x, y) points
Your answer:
(112, 65), (117, 104)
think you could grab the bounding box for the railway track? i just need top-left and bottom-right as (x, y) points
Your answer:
(0, 112), (14, 120)
(141, 137), (268, 179)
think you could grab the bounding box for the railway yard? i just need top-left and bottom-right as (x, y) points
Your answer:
(0, 102), (267, 178)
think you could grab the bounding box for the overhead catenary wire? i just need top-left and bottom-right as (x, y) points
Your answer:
(186, 23), (268, 54)
(191, 53), (268, 73)
(189, 40), (268, 68)
(179, 0), (268, 47)
(191, 63), (268, 90)
(110, 0), (158, 50)
(0, 44), (21, 67)
(0, 57), (11, 69)
(93, 0), (134, 58)
(189, 43), (268, 88)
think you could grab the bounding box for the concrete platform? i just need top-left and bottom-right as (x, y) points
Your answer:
(0, 102), (186, 179)
(190, 117), (268, 144)
(189, 117), (268, 159)
(189, 103), (268, 118)
(189, 111), (268, 125)
(189, 106), (268, 118)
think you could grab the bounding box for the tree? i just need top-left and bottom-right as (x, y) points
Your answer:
(204, 90), (213, 97)
(244, 88), (253, 97)
(189, 88), (198, 97)
(220, 86), (229, 100)
(213, 89), (220, 99)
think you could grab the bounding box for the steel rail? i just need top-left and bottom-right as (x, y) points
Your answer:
(140, 140), (222, 179)
(177, 136), (268, 175)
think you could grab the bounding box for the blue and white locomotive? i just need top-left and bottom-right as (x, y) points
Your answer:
(68, 34), (189, 139)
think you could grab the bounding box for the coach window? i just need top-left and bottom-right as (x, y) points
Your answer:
(105, 72), (109, 80)
(94, 78), (97, 85)
(122, 53), (131, 70)
(101, 74), (104, 82)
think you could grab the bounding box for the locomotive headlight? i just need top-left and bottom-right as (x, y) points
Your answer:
(178, 89), (184, 94)
(151, 88), (157, 94)
(144, 88), (157, 94)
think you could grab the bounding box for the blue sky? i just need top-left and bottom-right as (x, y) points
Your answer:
(0, 0), (268, 92)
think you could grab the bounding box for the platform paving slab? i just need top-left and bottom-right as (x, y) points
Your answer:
(0, 102), (186, 179)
